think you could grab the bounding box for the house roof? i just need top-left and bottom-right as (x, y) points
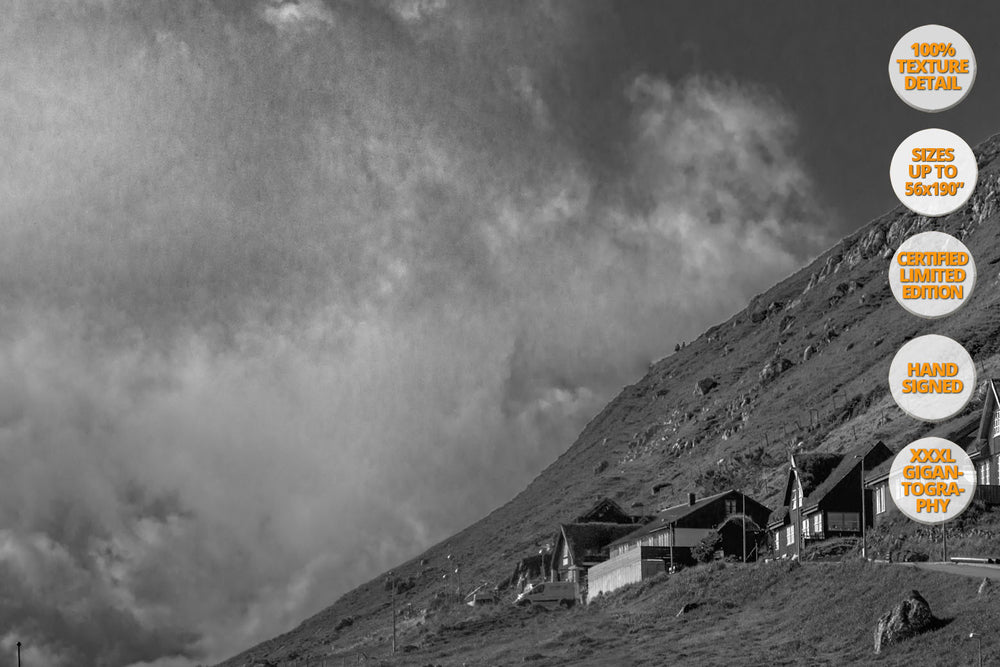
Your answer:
(574, 497), (631, 524)
(558, 523), (638, 565)
(608, 489), (745, 548)
(801, 440), (892, 512)
(864, 457), (894, 486)
(768, 441), (893, 526)
(869, 414), (982, 484)
(767, 453), (842, 526)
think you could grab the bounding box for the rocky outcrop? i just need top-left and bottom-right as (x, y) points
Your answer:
(694, 377), (718, 396)
(759, 357), (793, 384)
(873, 590), (938, 653)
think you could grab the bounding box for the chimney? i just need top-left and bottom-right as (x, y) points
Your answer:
(687, 492), (696, 506)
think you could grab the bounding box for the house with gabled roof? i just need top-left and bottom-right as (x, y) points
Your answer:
(538, 497), (651, 602)
(866, 411), (990, 527)
(549, 522), (639, 594)
(573, 497), (646, 524)
(768, 440), (893, 559)
(969, 379), (1000, 505)
(586, 489), (771, 602)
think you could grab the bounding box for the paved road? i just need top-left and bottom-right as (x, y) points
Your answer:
(901, 561), (1000, 581)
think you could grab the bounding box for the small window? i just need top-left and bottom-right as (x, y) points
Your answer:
(790, 486), (799, 510)
(813, 513), (823, 532)
(785, 525), (795, 545)
(875, 486), (886, 514)
(801, 518), (810, 539)
(993, 408), (1000, 438)
(725, 499), (738, 516)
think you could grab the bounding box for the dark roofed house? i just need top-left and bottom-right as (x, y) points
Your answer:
(970, 379), (1000, 505)
(586, 490), (771, 602)
(866, 410), (988, 529)
(574, 497), (644, 524)
(768, 440), (893, 559)
(549, 522), (639, 599)
(864, 457), (897, 527)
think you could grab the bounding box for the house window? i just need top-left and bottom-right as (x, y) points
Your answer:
(801, 518), (810, 539)
(993, 408), (1000, 438)
(725, 499), (738, 516)
(813, 513), (823, 533)
(791, 485), (799, 510)
(785, 525), (795, 545)
(827, 512), (860, 532)
(875, 485), (886, 514)
(979, 461), (991, 486)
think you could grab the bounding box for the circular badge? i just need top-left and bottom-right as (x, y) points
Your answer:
(888, 437), (976, 524)
(888, 334), (975, 422)
(888, 24), (976, 112)
(889, 128), (977, 217)
(889, 231), (976, 319)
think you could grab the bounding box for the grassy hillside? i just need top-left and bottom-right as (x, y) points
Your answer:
(218, 134), (1000, 667)
(362, 560), (999, 666)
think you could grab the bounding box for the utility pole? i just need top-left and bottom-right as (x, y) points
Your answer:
(16, 641), (20, 667)
(742, 492), (747, 563)
(855, 454), (866, 560)
(860, 459), (866, 560)
(387, 571), (396, 655)
(669, 523), (675, 572)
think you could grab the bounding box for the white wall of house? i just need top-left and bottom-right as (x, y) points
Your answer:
(587, 548), (665, 602)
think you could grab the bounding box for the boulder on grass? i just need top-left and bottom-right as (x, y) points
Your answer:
(873, 590), (937, 653)
(694, 377), (718, 396)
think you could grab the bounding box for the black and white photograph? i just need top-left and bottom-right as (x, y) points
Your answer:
(6, 2), (1000, 665)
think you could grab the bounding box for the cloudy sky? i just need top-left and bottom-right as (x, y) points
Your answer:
(3, 1), (1000, 665)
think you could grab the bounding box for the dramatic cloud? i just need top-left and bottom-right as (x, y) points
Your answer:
(0, 1), (836, 664)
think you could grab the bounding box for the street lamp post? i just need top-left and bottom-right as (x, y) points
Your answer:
(16, 641), (20, 667)
(969, 632), (982, 667)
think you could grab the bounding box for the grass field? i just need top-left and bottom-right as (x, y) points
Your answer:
(334, 559), (997, 666)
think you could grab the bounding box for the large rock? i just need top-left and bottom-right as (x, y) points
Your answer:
(873, 590), (937, 653)
(694, 377), (718, 396)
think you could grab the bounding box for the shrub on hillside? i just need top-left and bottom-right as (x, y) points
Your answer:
(692, 531), (723, 563)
